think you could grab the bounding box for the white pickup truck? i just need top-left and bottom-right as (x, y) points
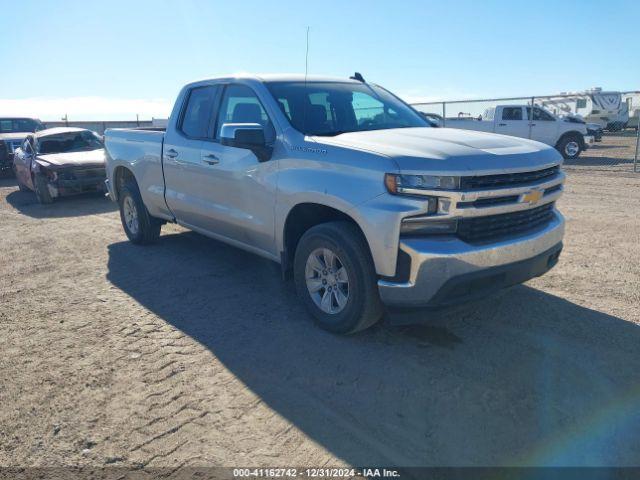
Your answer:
(104, 74), (565, 334)
(447, 105), (593, 159)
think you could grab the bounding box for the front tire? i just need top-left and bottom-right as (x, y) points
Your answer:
(293, 221), (383, 334)
(33, 173), (53, 204)
(118, 180), (161, 244)
(557, 134), (582, 160)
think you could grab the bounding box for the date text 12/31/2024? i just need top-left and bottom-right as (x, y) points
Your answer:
(233, 468), (401, 478)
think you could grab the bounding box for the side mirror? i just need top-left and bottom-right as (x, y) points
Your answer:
(220, 123), (272, 162)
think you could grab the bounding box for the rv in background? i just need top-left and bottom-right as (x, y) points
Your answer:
(540, 88), (629, 131)
(627, 108), (640, 131)
(622, 93), (640, 130)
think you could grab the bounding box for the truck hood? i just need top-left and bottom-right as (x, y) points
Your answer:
(36, 149), (106, 168)
(315, 127), (562, 175)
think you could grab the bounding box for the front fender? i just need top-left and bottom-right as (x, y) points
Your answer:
(274, 148), (397, 275)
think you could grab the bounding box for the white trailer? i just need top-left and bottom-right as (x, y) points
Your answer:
(540, 88), (628, 131)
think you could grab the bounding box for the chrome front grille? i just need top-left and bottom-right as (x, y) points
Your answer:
(460, 166), (560, 190)
(58, 168), (106, 181)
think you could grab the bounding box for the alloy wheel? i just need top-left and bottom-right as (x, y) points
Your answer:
(305, 247), (350, 314)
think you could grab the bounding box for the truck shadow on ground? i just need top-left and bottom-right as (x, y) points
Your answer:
(5, 189), (116, 218)
(107, 230), (640, 467)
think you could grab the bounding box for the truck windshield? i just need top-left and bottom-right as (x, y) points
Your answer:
(37, 131), (103, 154)
(266, 81), (429, 136)
(0, 118), (43, 133)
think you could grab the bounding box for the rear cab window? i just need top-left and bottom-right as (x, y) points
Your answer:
(502, 107), (523, 121)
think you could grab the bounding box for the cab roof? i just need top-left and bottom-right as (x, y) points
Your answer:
(185, 73), (364, 86)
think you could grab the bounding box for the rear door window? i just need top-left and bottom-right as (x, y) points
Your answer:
(180, 86), (218, 139)
(502, 107), (523, 121)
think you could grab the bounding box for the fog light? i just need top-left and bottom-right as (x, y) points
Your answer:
(400, 216), (458, 236)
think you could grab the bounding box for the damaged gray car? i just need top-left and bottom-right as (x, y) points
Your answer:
(13, 127), (106, 204)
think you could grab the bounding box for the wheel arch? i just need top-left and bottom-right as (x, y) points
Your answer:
(280, 202), (373, 278)
(556, 130), (585, 149)
(112, 165), (137, 201)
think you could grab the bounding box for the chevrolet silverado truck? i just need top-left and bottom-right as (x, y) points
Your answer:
(104, 74), (565, 334)
(0, 117), (45, 176)
(447, 105), (593, 160)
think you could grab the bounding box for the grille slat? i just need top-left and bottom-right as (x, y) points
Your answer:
(58, 168), (106, 181)
(458, 203), (555, 242)
(461, 166), (560, 190)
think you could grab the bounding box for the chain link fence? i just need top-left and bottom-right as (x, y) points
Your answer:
(411, 90), (640, 173)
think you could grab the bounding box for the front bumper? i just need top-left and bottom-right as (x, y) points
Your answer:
(46, 173), (107, 198)
(583, 135), (595, 149)
(378, 210), (565, 308)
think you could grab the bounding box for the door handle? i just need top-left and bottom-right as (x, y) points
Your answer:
(498, 123), (507, 126)
(202, 153), (219, 165)
(529, 123), (537, 126)
(165, 148), (178, 159)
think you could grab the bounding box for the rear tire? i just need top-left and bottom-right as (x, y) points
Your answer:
(293, 221), (383, 334)
(557, 134), (582, 160)
(33, 173), (53, 204)
(118, 179), (161, 244)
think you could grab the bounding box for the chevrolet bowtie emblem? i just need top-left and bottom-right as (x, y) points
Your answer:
(522, 189), (544, 205)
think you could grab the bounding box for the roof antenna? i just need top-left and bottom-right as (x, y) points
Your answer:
(303, 26), (310, 137)
(350, 72), (365, 82)
(305, 27), (310, 82)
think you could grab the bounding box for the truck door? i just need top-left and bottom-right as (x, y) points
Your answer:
(528, 107), (559, 146)
(495, 106), (530, 139)
(196, 83), (278, 256)
(162, 84), (220, 228)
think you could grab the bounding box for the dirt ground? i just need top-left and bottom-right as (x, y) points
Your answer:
(1, 135), (639, 474)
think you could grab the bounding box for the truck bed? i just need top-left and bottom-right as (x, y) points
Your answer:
(105, 128), (164, 161)
(104, 128), (168, 218)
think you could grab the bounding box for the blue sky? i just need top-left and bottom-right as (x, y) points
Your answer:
(1, 0), (638, 120)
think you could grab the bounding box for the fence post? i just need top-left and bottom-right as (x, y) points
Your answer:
(528, 96), (535, 139)
(634, 121), (639, 173)
(442, 102), (446, 128)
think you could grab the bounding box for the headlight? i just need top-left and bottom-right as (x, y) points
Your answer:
(400, 215), (458, 236)
(384, 173), (460, 195)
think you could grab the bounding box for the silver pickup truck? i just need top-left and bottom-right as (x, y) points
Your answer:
(104, 74), (565, 334)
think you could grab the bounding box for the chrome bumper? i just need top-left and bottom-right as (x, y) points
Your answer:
(378, 211), (565, 307)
